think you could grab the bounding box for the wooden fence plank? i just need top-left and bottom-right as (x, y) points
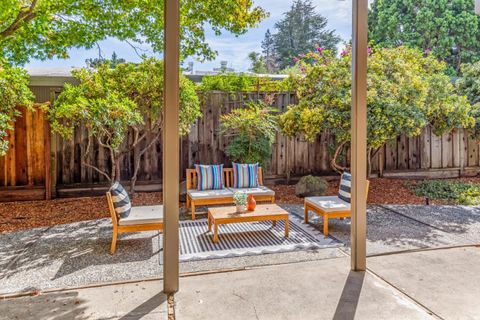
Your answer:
(385, 139), (397, 171)
(397, 135), (409, 170)
(431, 132), (442, 169)
(442, 131), (453, 168)
(420, 126), (431, 169)
(408, 136), (420, 169)
(468, 134), (478, 167)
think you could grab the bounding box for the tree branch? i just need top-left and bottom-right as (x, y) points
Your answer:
(81, 135), (112, 182)
(0, 0), (39, 38)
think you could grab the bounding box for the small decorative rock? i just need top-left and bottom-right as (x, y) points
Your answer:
(295, 175), (328, 198)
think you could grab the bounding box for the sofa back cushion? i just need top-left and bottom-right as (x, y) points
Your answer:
(195, 164), (224, 191)
(109, 182), (132, 218)
(232, 163), (259, 188)
(338, 172), (351, 203)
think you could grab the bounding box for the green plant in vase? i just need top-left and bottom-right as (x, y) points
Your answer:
(233, 192), (248, 213)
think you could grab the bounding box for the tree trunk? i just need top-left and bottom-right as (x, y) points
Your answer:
(130, 131), (161, 194)
(367, 148), (372, 178)
(330, 141), (348, 173)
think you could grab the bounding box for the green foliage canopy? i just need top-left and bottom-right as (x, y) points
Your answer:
(279, 46), (475, 171)
(49, 58), (201, 183)
(369, 0), (480, 74)
(220, 101), (278, 167)
(457, 61), (480, 140)
(0, 61), (34, 156)
(269, 0), (341, 70)
(248, 52), (268, 74)
(0, 0), (268, 65)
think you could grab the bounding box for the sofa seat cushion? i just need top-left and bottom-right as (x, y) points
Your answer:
(228, 186), (275, 197)
(305, 196), (350, 213)
(187, 188), (234, 200)
(118, 205), (164, 226)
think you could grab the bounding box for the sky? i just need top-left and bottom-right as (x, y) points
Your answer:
(25, 0), (353, 72)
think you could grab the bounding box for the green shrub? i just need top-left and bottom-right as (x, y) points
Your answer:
(220, 101), (278, 167)
(411, 180), (480, 205)
(199, 73), (292, 92)
(0, 62), (34, 156)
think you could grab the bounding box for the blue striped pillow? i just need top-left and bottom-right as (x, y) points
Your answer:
(195, 164), (224, 191)
(232, 163), (259, 188)
(338, 172), (351, 203)
(109, 182), (131, 218)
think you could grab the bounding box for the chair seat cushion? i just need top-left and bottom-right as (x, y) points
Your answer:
(228, 186), (275, 197)
(187, 188), (234, 200)
(118, 205), (164, 226)
(305, 196), (350, 213)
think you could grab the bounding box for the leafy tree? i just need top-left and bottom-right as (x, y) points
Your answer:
(268, 0), (341, 70)
(279, 46), (475, 174)
(248, 52), (268, 74)
(49, 58), (201, 192)
(261, 29), (277, 73)
(85, 52), (126, 69)
(220, 99), (278, 167)
(0, 0), (268, 65)
(369, 0), (480, 74)
(457, 62), (480, 105)
(0, 61), (34, 156)
(457, 61), (480, 140)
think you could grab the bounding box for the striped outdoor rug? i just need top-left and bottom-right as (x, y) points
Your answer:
(178, 214), (341, 262)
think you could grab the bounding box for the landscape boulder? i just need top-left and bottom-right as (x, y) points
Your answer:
(295, 175), (328, 198)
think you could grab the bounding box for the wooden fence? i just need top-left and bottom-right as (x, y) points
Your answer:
(0, 105), (51, 200)
(1, 91), (480, 200)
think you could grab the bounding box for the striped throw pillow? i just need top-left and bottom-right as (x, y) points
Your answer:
(338, 172), (351, 203)
(109, 182), (132, 218)
(195, 164), (224, 191)
(232, 163), (259, 188)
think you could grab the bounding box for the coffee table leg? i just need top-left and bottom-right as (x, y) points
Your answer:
(213, 223), (219, 243)
(208, 214), (212, 232)
(272, 220), (277, 227)
(285, 219), (289, 237)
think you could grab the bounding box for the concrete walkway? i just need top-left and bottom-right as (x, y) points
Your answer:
(2, 246), (480, 319)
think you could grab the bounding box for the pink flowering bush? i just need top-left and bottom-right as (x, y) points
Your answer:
(279, 46), (476, 173)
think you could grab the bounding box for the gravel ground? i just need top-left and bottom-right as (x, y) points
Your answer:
(1, 203), (479, 295)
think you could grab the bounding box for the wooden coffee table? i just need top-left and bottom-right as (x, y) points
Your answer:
(207, 204), (289, 243)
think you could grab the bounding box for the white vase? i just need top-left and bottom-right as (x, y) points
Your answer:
(236, 205), (246, 213)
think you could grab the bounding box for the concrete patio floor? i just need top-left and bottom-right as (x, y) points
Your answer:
(2, 245), (479, 319)
(2, 204), (478, 295)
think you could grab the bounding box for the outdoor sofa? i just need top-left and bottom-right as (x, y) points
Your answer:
(186, 166), (276, 220)
(304, 173), (369, 236)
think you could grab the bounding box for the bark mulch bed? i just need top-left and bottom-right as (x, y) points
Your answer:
(2, 177), (480, 233)
(0, 193), (162, 233)
(270, 178), (427, 205)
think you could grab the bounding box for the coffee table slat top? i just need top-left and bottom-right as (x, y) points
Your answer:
(208, 204), (288, 221)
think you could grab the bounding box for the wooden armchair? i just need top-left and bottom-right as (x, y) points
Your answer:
(106, 192), (164, 254)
